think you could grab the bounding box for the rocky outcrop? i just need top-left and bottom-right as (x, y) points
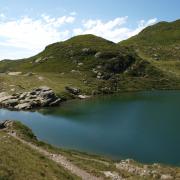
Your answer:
(94, 52), (102, 58)
(65, 86), (91, 99)
(0, 87), (61, 110)
(65, 86), (80, 95)
(81, 48), (96, 55)
(0, 120), (13, 129)
(34, 56), (54, 63)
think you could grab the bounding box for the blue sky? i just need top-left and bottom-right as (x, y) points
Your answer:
(0, 0), (179, 59)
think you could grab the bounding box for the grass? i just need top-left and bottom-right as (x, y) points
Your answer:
(0, 72), (96, 96)
(1, 33), (178, 97)
(2, 121), (180, 179)
(0, 22), (180, 179)
(118, 19), (180, 93)
(120, 19), (180, 61)
(9, 121), (135, 178)
(8, 121), (116, 178)
(0, 64), (180, 98)
(0, 130), (80, 180)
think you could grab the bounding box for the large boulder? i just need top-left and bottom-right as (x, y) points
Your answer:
(0, 87), (62, 110)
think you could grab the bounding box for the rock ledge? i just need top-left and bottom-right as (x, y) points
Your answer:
(0, 87), (61, 110)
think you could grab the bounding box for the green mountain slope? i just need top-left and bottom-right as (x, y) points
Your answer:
(0, 34), (179, 96)
(0, 34), (133, 73)
(120, 19), (180, 61)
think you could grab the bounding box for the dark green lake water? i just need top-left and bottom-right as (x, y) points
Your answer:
(0, 91), (180, 166)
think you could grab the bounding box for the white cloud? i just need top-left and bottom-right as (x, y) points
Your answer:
(0, 14), (157, 60)
(73, 17), (157, 42)
(41, 14), (75, 27)
(0, 14), (75, 59)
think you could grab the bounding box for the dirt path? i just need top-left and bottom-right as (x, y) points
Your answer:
(9, 132), (102, 180)
(72, 154), (110, 166)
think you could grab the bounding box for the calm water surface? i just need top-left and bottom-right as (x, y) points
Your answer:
(0, 91), (180, 166)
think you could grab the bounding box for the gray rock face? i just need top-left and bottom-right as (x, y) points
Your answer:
(0, 87), (61, 110)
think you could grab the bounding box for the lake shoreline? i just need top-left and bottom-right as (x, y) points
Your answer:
(1, 120), (180, 179)
(0, 90), (180, 169)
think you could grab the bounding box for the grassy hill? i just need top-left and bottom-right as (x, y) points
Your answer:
(0, 33), (179, 96)
(119, 19), (180, 82)
(120, 19), (180, 61)
(0, 34), (133, 73)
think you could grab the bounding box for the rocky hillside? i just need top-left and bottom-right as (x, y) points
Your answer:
(0, 34), (179, 96)
(120, 19), (180, 61)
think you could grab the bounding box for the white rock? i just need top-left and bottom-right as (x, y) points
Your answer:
(38, 76), (44, 81)
(160, 174), (173, 180)
(103, 171), (122, 180)
(8, 72), (22, 76)
(78, 95), (90, 99)
(78, 62), (83, 66)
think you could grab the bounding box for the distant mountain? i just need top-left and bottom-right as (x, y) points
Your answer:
(0, 34), (179, 95)
(120, 19), (180, 61)
(0, 34), (132, 73)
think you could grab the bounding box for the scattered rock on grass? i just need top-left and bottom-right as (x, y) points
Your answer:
(65, 86), (80, 95)
(8, 72), (22, 76)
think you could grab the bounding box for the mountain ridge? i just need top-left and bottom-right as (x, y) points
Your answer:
(119, 19), (180, 61)
(0, 20), (179, 96)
